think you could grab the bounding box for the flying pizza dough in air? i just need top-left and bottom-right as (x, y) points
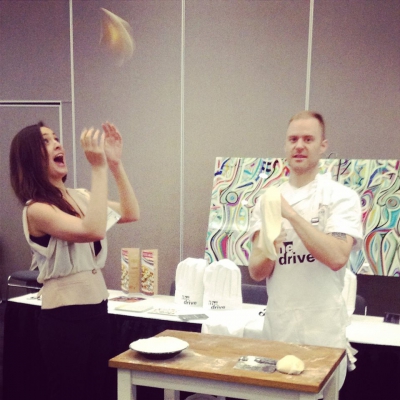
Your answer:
(276, 355), (305, 375)
(100, 8), (135, 66)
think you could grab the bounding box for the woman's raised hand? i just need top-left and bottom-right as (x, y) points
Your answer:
(80, 128), (107, 167)
(102, 122), (123, 171)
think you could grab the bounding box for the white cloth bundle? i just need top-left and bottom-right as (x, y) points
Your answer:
(342, 268), (357, 316)
(341, 268), (358, 371)
(174, 258), (208, 306)
(202, 259), (242, 310)
(202, 310), (261, 338)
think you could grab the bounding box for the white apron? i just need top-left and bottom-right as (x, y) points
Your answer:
(263, 174), (349, 349)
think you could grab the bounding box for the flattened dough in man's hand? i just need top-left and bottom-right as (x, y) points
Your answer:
(276, 355), (305, 375)
(257, 187), (282, 260)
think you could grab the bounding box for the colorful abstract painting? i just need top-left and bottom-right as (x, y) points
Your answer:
(205, 158), (400, 277)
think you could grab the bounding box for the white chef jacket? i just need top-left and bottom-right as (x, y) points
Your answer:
(248, 173), (363, 349)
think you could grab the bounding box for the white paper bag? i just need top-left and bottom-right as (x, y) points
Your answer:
(174, 258), (208, 306)
(203, 259), (242, 310)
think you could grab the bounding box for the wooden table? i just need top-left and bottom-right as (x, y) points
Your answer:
(109, 329), (345, 400)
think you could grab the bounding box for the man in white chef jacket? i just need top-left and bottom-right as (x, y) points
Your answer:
(248, 111), (363, 387)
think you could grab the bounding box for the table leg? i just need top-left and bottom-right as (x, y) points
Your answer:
(117, 369), (135, 400)
(322, 369), (339, 400)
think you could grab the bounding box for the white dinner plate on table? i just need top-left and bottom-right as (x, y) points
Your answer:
(129, 336), (189, 360)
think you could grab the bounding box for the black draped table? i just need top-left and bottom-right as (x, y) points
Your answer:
(3, 290), (263, 400)
(3, 290), (400, 400)
(2, 291), (204, 400)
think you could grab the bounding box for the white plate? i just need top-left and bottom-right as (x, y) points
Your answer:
(115, 300), (153, 313)
(129, 336), (189, 360)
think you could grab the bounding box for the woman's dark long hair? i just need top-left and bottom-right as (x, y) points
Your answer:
(9, 122), (78, 216)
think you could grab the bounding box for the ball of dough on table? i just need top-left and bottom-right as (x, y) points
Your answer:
(276, 355), (305, 375)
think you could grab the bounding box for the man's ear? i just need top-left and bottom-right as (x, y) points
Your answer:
(320, 139), (328, 155)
